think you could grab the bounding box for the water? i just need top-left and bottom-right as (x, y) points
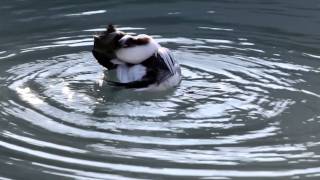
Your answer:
(1, 0), (320, 179)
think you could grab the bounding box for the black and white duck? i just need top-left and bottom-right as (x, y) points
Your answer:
(92, 25), (181, 91)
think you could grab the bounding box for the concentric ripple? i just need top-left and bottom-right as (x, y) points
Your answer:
(1, 0), (320, 179)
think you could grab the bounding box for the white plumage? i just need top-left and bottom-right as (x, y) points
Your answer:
(116, 64), (146, 83)
(115, 34), (160, 64)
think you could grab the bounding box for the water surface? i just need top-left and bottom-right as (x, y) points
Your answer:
(1, 0), (320, 179)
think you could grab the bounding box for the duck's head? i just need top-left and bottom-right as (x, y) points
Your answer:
(116, 34), (160, 64)
(92, 24), (125, 60)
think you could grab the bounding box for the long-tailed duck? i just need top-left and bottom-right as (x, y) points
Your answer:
(92, 25), (181, 91)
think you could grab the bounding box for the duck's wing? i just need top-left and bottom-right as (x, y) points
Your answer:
(151, 47), (180, 83)
(107, 48), (180, 89)
(156, 47), (176, 75)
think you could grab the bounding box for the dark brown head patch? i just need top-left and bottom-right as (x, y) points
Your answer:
(121, 37), (150, 48)
(134, 37), (150, 45)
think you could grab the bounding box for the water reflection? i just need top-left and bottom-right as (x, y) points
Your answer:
(1, 0), (320, 179)
(65, 10), (107, 17)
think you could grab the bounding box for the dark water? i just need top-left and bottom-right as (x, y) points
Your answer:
(1, 0), (320, 179)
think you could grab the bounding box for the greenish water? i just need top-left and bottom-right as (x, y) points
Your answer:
(1, 0), (320, 179)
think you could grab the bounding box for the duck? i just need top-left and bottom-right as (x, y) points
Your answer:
(92, 25), (181, 91)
